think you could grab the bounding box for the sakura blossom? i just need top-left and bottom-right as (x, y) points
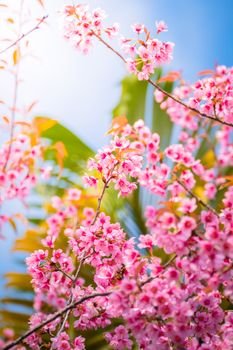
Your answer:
(1, 2), (233, 350)
(12, 118), (232, 350)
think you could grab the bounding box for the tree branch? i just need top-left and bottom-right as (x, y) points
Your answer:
(50, 163), (118, 347)
(3, 251), (177, 349)
(148, 79), (233, 127)
(2, 14), (48, 171)
(3, 292), (111, 350)
(176, 179), (219, 217)
(141, 254), (177, 287)
(91, 161), (119, 225)
(53, 264), (74, 282)
(92, 31), (126, 63)
(2, 0), (25, 171)
(0, 15), (48, 56)
(93, 33), (233, 128)
(49, 252), (88, 349)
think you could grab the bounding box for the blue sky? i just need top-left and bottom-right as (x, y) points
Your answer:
(151, 0), (233, 80)
(0, 0), (232, 291)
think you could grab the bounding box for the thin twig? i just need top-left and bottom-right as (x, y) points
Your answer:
(50, 163), (118, 347)
(2, 1), (24, 171)
(3, 292), (111, 350)
(141, 254), (177, 287)
(3, 62), (19, 170)
(91, 178), (111, 224)
(3, 252), (177, 349)
(92, 31), (126, 63)
(2, 14), (48, 171)
(148, 79), (233, 127)
(0, 15), (48, 56)
(176, 179), (219, 217)
(4, 249), (179, 350)
(91, 161), (119, 225)
(93, 32), (233, 128)
(53, 264), (74, 282)
(50, 252), (87, 349)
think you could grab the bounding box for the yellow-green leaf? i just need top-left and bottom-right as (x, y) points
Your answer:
(4, 272), (32, 292)
(202, 149), (216, 167)
(33, 116), (57, 135)
(8, 217), (17, 233)
(13, 48), (20, 65)
(7, 18), (14, 24)
(194, 186), (207, 203)
(51, 141), (68, 174)
(13, 229), (43, 252)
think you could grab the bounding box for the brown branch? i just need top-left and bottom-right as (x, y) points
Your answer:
(91, 161), (119, 225)
(93, 32), (233, 128)
(92, 31), (126, 63)
(176, 179), (219, 217)
(3, 62), (19, 171)
(49, 251), (91, 349)
(0, 15), (48, 56)
(3, 252), (177, 349)
(3, 292), (111, 350)
(148, 79), (233, 127)
(53, 264), (74, 282)
(50, 163), (118, 347)
(2, 2), (24, 171)
(4, 249), (178, 349)
(2, 14), (48, 171)
(141, 254), (177, 287)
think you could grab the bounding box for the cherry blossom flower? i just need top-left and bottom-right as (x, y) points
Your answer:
(156, 20), (168, 34)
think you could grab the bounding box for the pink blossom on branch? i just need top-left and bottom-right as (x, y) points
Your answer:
(7, 117), (230, 350)
(156, 20), (168, 34)
(1, 3), (233, 350)
(62, 4), (174, 80)
(62, 3), (233, 127)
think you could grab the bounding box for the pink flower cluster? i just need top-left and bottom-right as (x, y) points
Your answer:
(155, 65), (233, 127)
(0, 126), (44, 237)
(83, 131), (144, 197)
(6, 117), (230, 350)
(63, 4), (119, 54)
(0, 134), (39, 201)
(123, 25), (174, 80)
(1, 3), (233, 350)
(63, 4), (174, 79)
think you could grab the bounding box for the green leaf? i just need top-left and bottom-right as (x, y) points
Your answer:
(14, 229), (43, 252)
(0, 311), (30, 334)
(33, 116), (57, 135)
(1, 297), (33, 309)
(196, 122), (214, 160)
(40, 118), (94, 173)
(152, 80), (174, 149)
(113, 75), (148, 124)
(4, 273), (32, 292)
(124, 189), (146, 237)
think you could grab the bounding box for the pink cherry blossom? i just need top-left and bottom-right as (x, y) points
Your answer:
(156, 20), (168, 34)
(1, 4), (233, 350)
